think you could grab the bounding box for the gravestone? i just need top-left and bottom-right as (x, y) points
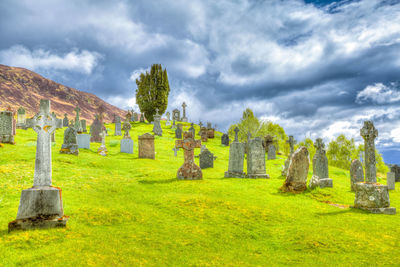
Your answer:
(172, 146), (179, 157)
(175, 124), (183, 139)
(267, 144), (276, 160)
(114, 116), (122, 136)
(171, 119), (177, 129)
(121, 119), (133, 154)
(350, 159), (364, 191)
(188, 123), (195, 137)
(313, 138), (332, 187)
(199, 148), (214, 169)
(63, 113), (69, 127)
(126, 111), (132, 122)
(247, 137), (269, 178)
(172, 108), (180, 122)
(122, 119), (132, 139)
(74, 106), (82, 133)
(282, 136), (296, 176)
(176, 131), (202, 180)
(80, 120), (87, 133)
(152, 109), (162, 136)
(8, 99), (68, 231)
(138, 133), (155, 159)
(282, 146), (309, 192)
(207, 122), (215, 139)
(56, 118), (63, 129)
(97, 131), (108, 156)
(263, 135), (274, 152)
(387, 172), (395, 190)
(221, 133), (229, 146)
(16, 107), (26, 128)
(181, 102), (188, 122)
(166, 112), (171, 126)
(90, 116), (102, 143)
(77, 134), (90, 149)
(354, 121), (396, 214)
(390, 165), (400, 182)
(225, 127), (246, 178)
(0, 111), (15, 144)
(198, 122), (203, 135)
(140, 113), (145, 123)
(133, 112), (139, 122)
(60, 122), (79, 155)
(201, 127), (208, 142)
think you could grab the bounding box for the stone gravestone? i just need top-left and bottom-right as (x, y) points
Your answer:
(80, 120), (87, 133)
(140, 113), (145, 123)
(181, 102), (188, 122)
(207, 122), (215, 139)
(199, 148), (214, 169)
(114, 116), (122, 136)
(172, 108), (180, 122)
(0, 111), (15, 144)
(225, 127), (246, 178)
(172, 146), (179, 157)
(120, 119), (133, 154)
(282, 136), (296, 176)
(165, 111), (171, 126)
(313, 138), (332, 188)
(354, 121), (396, 214)
(133, 112), (139, 122)
(247, 137), (269, 178)
(74, 106), (83, 133)
(8, 99), (68, 231)
(176, 131), (202, 180)
(6, 106), (16, 136)
(63, 113), (69, 127)
(267, 144), (276, 160)
(90, 115), (102, 143)
(16, 107), (26, 128)
(282, 146), (309, 192)
(97, 131), (108, 156)
(221, 133), (229, 146)
(138, 133), (155, 159)
(390, 165), (400, 182)
(350, 159), (364, 191)
(152, 109), (162, 136)
(60, 122), (79, 155)
(77, 133), (90, 149)
(171, 118), (177, 129)
(201, 127), (208, 142)
(188, 123), (195, 137)
(387, 172), (395, 190)
(175, 124), (183, 139)
(198, 122), (203, 135)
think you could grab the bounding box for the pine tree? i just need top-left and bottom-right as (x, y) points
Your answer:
(135, 64), (170, 122)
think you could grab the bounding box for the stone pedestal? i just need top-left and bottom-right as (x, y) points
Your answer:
(354, 183), (396, 214)
(121, 139), (133, 154)
(319, 178), (333, 188)
(60, 144), (79, 155)
(387, 172), (395, 190)
(77, 134), (90, 149)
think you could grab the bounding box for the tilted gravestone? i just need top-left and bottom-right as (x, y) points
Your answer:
(175, 124), (183, 139)
(225, 127), (245, 178)
(350, 159), (364, 191)
(152, 109), (162, 136)
(138, 133), (155, 159)
(354, 121), (396, 214)
(247, 137), (269, 178)
(181, 102), (188, 122)
(9, 99), (68, 231)
(221, 133), (229, 146)
(176, 131), (202, 180)
(121, 119), (133, 154)
(282, 136), (296, 176)
(199, 148), (214, 169)
(390, 165), (400, 182)
(114, 116), (122, 136)
(282, 146), (309, 192)
(63, 113), (69, 127)
(60, 122), (79, 155)
(90, 116), (102, 143)
(313, 138), (332, 188)
(267, 144), (276, 160)
(0, 111), (15, 144)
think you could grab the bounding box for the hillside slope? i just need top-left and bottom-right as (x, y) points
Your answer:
(0, 64), (126, 122)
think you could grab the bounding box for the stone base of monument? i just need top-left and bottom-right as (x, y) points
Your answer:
(182, 117), (188, 122)
(98, 145), (108, 156)
(120, 138), (133, 154)
(247, 173), (270, 179)
(177, 163), (202, 180)
(224, 171), (246, 178)
(77, 134), (90, 149)
(60, 144), (79, 155)
(9, 186), (68, 231)
(0, 135), (15, 144)
(319, 178), (333, 188)
(354, 183), (396, 214)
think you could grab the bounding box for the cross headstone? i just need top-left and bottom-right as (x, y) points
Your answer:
(360, 121), (378, 183)
(234, 127), (239, 142)
(152, 108), (162, 136)
(74, 106), (82, 133)
(63, 113), (69, 127)
(181, 102), (188, 122)
(60, 121), (79, 155)
(122, 119), (132, 139)
(175, 131), (202, 180)
(98, 130), (108, 156)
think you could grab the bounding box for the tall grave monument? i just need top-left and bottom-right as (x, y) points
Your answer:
(224, 127), (246, 178)
(176, 132), (202, 180)
(152, 109), (162, 136)
(181, 102), (188, 122)
(247, 136), (269, 178)
(312, 138), (333, 188)
(121, 119), (133, 154)
(74, 106), (83, 133)
(0, 110), (15, 144)
(16, 107), (26, 128)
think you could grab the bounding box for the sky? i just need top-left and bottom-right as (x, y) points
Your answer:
(1, 0), (400, 163)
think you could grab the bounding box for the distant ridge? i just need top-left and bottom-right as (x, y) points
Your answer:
(0, 64), (126, 122)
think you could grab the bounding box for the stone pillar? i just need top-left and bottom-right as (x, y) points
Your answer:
(360, 121), (378, 183)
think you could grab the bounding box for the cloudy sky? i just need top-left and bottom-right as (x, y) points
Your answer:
(1, 0), (400, 163)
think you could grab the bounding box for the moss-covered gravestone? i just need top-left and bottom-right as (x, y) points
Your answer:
(176, 132), (202, 180)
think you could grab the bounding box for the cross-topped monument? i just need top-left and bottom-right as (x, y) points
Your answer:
(122, 119), (132, 139)
(181, 102), (188, 122)
(234, 127), (239, 142)
(74, 106), (82, 133)
(98, 130), (108, 156)
(360, 120), (378, 183)
(175, 131), (202, 180)
(314, 138), (324, 152)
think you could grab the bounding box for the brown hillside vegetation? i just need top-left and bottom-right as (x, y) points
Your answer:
(0, 64), (126, 122)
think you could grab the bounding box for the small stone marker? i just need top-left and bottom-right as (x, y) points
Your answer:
(152, 109), (162, 136)
(60, 122), (79, 155)
(221, 133), (229, 146)
(77, 133), (90, 149)
(176, 131), (202, 180)
(181, 102), (188, 122)
(224, 127), (246, 178)
(350, 159), (364, 191)
(247, 137), (269, 178)
(90, 115), (102, 143)
(199, 148), (214, 169)
(138, 133), (155, 159)
(267, 144), (276, 160)
(114, 115), (122, 136)
(63, 113), (69, 127)
(98, 131), (108, 156)
(0, 110), (15, 144)
(387, 172), (395, 190)
(175, 124), (183, 139)
(9, 99), (68, 231)
(282, 146), (309, 192)
(172, 146), (179, 157)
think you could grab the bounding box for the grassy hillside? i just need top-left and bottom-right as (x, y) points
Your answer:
(0, 121), (399, 266)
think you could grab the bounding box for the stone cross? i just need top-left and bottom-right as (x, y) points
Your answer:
(32, 99), (57, 187)
(314, 138), (324, 152)
(123, 119), (132, 139)
(182, 102), (187, 118)
(234, 127), (239, 142)
(74, 106), (82, 131)
(287, 136), (296, 155)
(172, 146), (179, 157)
(360, 120), (378, 183)
(175, 131), (202, 179)
(100, 130), (106, 146)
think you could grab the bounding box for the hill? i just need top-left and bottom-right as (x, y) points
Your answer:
(0, 64), (126, 122)
(0, 121), (399, 265)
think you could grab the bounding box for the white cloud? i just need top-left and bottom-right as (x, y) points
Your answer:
(0, 45), (101, 74)
(129, 68), (149, 82)
(356, 83), (400, 104)
(106, 95), (137, 111)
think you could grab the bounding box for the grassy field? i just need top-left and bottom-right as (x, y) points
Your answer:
(0, 121), (399, 266)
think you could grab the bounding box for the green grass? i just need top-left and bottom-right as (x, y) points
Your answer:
(0, 121), (399, 266)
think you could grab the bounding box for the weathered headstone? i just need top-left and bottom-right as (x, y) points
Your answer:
(282, 146), (309, 192)
(140, 113), (145, 123)
(60, 122), (79, 155)
(90, 115), (102, 143)
(165, 111), (171, 126)
(172, 146), (179, 157)
(0, 110), (15, 144)
(77, 134), (90, 149)
(16, 107), (26, 128)
(74, 106), (82, 133)
(221, 133), (229, 146)
(199, 148), (214, 169)
(267, 144), (276, 160)
(133, 112), (139, 122)
(225, 127), (246, 178)
(387, 172), (395, 190)
(361, 121), (378, 183)
(390, 165), (400, 182)
(8, 99), (68, 231)
(350, 159), (364, 191)
(138, 133), (155, 159)
(122, 119), (132, 139)
(152, 109), (162, 136)
(207, 122), (215, 139)
(176, 131), (202, 180)
(263, 135), (274, 152)
(172, 108), (180, 122)
(198, 122), (203, 135)
(171, 118), (176, 129)
(114, 116), (122, 136)
(63, 113), (69, 127)
(313, 138), (332, 187)
(175, 124), (183, 139)
(80, 119), (87, 133)
(121, 119), (133, 154)
(98, 131), (108, 156)
(247, 137), (269, 178)
(188, 123), (195, 137)
(282, 135), (296, 176)
(201, 127), (208, 142)
(181, 102), (188, 122)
